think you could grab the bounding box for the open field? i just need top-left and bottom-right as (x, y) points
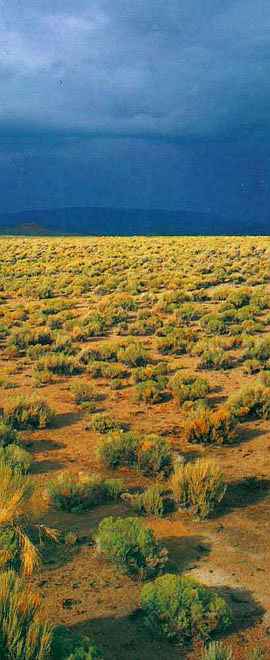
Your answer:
(0, 235), (270, 659)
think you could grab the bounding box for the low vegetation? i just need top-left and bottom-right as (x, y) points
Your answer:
(0, 236), (269, 658)
(141, 573), (232, 640)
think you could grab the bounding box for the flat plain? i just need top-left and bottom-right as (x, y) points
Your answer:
(1, 236), (270, 659)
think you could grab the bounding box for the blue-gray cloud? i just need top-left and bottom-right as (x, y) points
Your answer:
(0, 1), (270, 220)
(1, 1), (270, 139)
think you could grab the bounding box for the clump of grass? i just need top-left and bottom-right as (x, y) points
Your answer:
(4, 396), (55, 430)
(131, 484), (165, 517)
(48, 472), (123, 512)
(88, 414), (125, 434)
(70, 381), (104, 404)
(97, 432), (140, 469)
(171, 458), (226, 519)
(141, 573), (232, 641)
(0, 444), (32, 472)
(36, 352), (82, 376)
(98, 431), (173, 477)
(0, 570), (53, 659)
(95, 516), (168, 578)
(201, 641), (233, 659)
(117, 342), (148, 367)
(199, 349), (233, 370)
(137, 435), (173, 477)
(183, 407), (237, 445)
(134, 378), (167, 404)
(0, 421), (20, 447)
(170, 373), (210, 404)
(0, 462), (58, 575)
(228, 384), (270, 420)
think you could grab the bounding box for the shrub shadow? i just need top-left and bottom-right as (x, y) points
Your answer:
(216, 477), (270, 517)
(69, 613), (186, 660)
(213, 585), (264, 635)
(164, 534), (210, 573)
(31, 459), (65, 474)
(54, 410), (84, 429)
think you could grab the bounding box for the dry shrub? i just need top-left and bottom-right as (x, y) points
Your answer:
(183, 407), (237, 445)
(171, 458), (226, 519)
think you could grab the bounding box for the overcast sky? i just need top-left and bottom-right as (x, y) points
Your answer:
(1, 1), (270, 221)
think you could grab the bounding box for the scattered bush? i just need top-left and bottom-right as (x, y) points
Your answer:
(0, 443), (32, 472)
(199, 349), (233, 370)
(183, 408), (237, 445)
(0, 570), (53, 659)
(201, 641), (233, 660)
(4, 396), (55, 429)
(131, 484), (165, 517)
(157, 331), (188, 355)
(134, 378), (167, 404)
(48, 472), (123, 512)
(95, 516), (168, 578)
(137, 435), (173, 477)
(132, 362), (168, 383)
(243, 358), (261, 375)
(36, 353), (82, 376)
(98, 431), (140, 469)
(117, 342), (148, 367)
(71, 382), (103, 404)
(0, 421), (19, 447)
(89, 414), (124, 434)
(170, 373), (210, 404)
(141, 573), (232, 640)
(228, 384), (270, 420)
(171, 458), (226, 519)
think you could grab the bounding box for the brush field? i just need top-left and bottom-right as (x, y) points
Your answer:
(0, 236), (270, 659)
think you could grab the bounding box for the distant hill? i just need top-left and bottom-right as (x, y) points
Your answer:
(0, 207), (267, 236)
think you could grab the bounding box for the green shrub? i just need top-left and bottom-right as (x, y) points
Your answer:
(89, 414), (124, 434)
(98, 432), (140, 469)
(132, 484), (165, 517)
(200, 314), (228, 336)
(199, 349), (233, 370)
(244, 337), (270, 362)
(170, 373), (210, 404)
(64, 636), (103, 659)
(48, 472), (123, 512)
(52, 334), (75, 355)
(0, 421), (19, 447)
(137, 435), (173, 477)
(157, 331), (188, 355)
(201, 641), (233, 659)
(132, 362), (168, 384)
(36, 353), (82, 376)
(183, 408), (236, 445)
(259, 371), (270, 387)
(9, 327), (53, 350)
(0, 444), (32, 472)
(95, 516), (168, 578)
(228, 384), (270, 420)
(4, 396), (55, 429)
(227, 288), (251, 308)
(243, 358), (261, 375)
(141, 573), (232, 641)
(0, 570), (53, 659)
(134, 378), (167, 404)
(248, 648), (265, 660)
(70, 382), (103, 404)
(117, 342), (147, 367)
(171, 458), (226, 519)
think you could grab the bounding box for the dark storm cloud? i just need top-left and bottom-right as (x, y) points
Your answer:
(1, 1), (270, 139)
(0, 1), (270, 217)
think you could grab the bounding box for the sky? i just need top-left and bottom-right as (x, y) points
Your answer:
(1, 1), (270, 222)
